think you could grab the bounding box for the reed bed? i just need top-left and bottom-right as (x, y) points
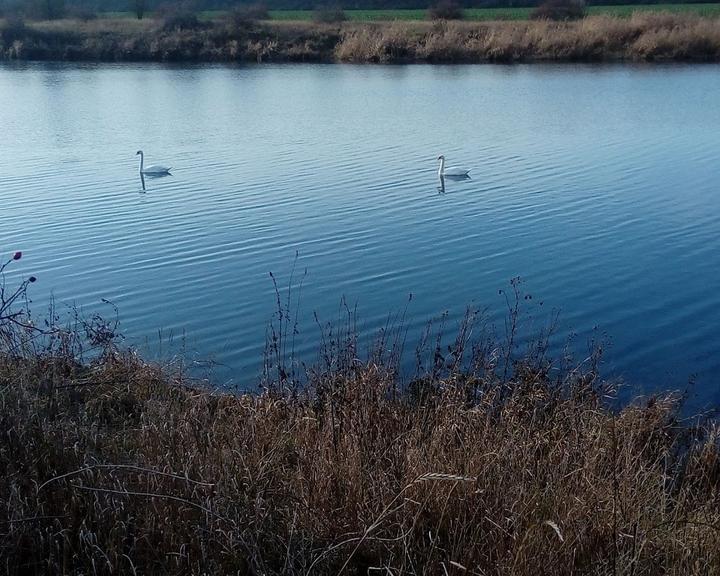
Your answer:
(335, 13), (720, 62)
(1, 260), (719, 574)
(1, 12), (720, 61)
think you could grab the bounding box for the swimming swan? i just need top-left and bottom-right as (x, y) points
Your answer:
(437, 155), (470, 177)
(136, 150), (171, 175)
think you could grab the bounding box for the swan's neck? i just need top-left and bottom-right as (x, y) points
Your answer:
(138, 152), (144, 172)
(438, 157), (445, 176)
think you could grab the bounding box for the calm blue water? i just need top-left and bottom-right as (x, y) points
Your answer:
(1, 62), (719, 405)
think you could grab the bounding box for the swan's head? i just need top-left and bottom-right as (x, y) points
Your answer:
(437, 155), (445, 161)
(136, 150), (143, 155)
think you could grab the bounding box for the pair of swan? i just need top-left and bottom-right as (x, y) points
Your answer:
(135, 151), (468, 179)
(136, 150), (171, 175)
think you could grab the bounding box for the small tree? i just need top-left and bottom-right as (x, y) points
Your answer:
(428, 0), (464, 20)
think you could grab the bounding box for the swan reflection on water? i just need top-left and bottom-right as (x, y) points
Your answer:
(138, 170), (172, 193)
(437, 173), (472, 194)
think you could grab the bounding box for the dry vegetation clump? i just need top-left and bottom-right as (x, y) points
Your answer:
(334, 22), (421, 62)
(629, 12), (720, 60)
(1, 256), (720, 574)
(416, 21), (485, 61)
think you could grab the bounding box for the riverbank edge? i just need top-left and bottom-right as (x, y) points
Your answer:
(2, 13), (720, 63)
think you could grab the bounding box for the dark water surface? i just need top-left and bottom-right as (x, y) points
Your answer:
(1, 62), (719, 405)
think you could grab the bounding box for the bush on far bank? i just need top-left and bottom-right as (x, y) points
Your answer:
(531, 0), (586, 21)
(0, 13), (28, 43)
(312, 5), (346, 23)
(156, 1), (206, 30)
(428, 0), (464, 20)
(226, 2), (269, 29)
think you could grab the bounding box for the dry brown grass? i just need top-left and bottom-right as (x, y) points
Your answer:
(1, 275), (720, 574)
(334, 14), (720, 62)
(1, 12), (720, 61)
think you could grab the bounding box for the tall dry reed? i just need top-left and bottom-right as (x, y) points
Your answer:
(335, 15), (720, 62)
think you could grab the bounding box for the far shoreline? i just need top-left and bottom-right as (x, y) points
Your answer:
(2, 13), (720, 63)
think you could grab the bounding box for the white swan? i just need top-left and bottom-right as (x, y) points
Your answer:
(136, 150), (171, 175)
(437, 155), (470, 177)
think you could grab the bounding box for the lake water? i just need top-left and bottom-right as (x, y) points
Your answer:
(1, 62), (719, 406)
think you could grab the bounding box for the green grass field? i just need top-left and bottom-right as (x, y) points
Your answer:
(587, 2), (720, 16)
(100, 3), (720, 21)
(268, 3), (720, 20)
(268, 7), (539, 20)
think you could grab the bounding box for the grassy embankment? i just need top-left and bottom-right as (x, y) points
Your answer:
(1, 258), (720, 573)
(1, 10), (720, 61)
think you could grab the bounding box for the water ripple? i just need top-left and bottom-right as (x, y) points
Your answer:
(2, 62), (720, 409)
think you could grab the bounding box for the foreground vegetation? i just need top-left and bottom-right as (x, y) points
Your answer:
(2, 255), (720, 573)
(1, 10), (720, 61)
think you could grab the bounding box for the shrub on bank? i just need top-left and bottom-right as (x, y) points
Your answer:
(428, 0), (464, 20)
(312, 5), (346, 23)
(156, 2), (206, 31)
(531, 0), (586, 21)
(0, 14), (28, 43)
(162, 12), (202, 31)
(225, 2), (269, 32)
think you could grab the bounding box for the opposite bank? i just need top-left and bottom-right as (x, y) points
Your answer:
(2, 13), (720, 63)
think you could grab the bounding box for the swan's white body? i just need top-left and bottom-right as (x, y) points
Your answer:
(136, 150), (171, 175)
(437, 155), (470, 177)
